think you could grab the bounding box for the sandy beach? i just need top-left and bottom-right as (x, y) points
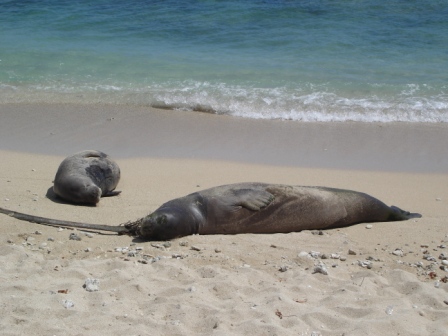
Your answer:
(0, 103), (447, 335)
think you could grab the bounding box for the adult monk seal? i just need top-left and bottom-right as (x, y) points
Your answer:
(53, 150), (121, 205)
(0, 183), (420, 240)
(136, 183), (421, 240)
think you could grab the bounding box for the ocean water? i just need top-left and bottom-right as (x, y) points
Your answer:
(1, 0), (447, 122)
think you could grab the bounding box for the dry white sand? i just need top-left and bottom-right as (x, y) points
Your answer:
(0, 104), (447, 335)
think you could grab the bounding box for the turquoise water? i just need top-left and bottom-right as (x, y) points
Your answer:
(1, 0), (447, 122)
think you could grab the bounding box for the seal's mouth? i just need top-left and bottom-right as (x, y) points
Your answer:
(122, 212), (172, 240)
(138, 213), (168, 239)
(128, 206), (190, 241)
(123, 217), (145, 236)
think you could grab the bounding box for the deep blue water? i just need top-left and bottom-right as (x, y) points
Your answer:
(1, 0), (447, 122)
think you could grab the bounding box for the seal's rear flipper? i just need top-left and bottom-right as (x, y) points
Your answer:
(390, 205), (422, 220)
(104, 190), (121, 197)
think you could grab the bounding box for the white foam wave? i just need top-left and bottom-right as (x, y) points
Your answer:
(1, 81), (447, 123)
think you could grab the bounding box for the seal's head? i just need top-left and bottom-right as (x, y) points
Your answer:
(70, 182), (102, 205)
(139, 211), (177, 240)
(139, 207), (195, 240)
(83, 184), (102, 204)
(53, 181), (101, 205)
(68, 183), (101, 205)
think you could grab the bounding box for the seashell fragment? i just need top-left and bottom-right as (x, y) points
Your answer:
(84, 278), (100, 292)
(62, 300), (74, 309)
(313, 263), (328, 275)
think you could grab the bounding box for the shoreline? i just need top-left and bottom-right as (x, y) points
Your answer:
(1, 103), (447, 173)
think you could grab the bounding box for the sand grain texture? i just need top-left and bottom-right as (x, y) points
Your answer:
(0, 104), (447, 335)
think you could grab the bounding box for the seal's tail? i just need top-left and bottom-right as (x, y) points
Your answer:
(390, 205), (422, 221)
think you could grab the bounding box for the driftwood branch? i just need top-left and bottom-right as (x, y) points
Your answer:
(0, 206), (142, 236)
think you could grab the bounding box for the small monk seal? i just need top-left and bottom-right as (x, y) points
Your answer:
(53, 150), (121, 205)
(137, 183), (421, 240)
(0, 183), (421, 240)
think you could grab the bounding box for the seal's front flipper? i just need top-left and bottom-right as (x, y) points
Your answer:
(231, 188), (275, 211)
(104, 190), (121, 197)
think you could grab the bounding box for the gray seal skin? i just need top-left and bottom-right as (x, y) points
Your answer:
(139, 183), (421, 241)
(53, 150), (121, 205)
